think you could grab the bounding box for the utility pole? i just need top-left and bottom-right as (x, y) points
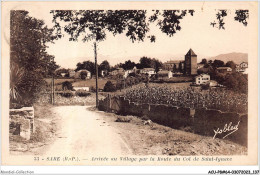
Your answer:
(51, 58), (55, 105)
(94, 42), (98, 108)
(124, 77), (126, 90)
(52, 75), (55, 105)
(51, 77), (53, 105)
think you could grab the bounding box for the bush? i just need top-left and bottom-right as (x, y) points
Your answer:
(62, 81), (73, 91)
(201, 83), (210, 90)
(90, 86), (96, 92)
(223, 73), (248, 94)
(75, 90), (91, 97)
(10, 102), (24, 109)
(80, 71), (88, 80)
(115, 116), (131, 123)
(128, 72), (136, 77)
(60, 91), (74, 98)
(104, 81), (117, 92)
(141, 115), (149, 120)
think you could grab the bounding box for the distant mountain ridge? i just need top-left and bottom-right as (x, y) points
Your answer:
(207, 52), (248, 64)
(63, 52), (248, 69)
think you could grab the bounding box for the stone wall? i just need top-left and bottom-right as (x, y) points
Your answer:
(9, 107), (34, 140)
(99, 96), (247, 146)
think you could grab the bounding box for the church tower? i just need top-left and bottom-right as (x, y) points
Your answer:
(184, 49), (197, 75)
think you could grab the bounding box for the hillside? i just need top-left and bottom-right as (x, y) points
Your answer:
(207, 52), (248, 64)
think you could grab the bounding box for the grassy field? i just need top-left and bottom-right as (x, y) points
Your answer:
(45, 78), (114, 90)
(44, 78), (75, 85)
(72, 78), (115, 89)
(44, 77), (191, 93)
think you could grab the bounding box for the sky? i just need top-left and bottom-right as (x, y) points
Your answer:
(23, 3), (250, 69)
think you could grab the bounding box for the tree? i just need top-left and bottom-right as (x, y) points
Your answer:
(200, 58), (207, 64)
(152, 58), (163, 73)
(135, 63), (143, 69)
(99, 60), (110, 75)
(148, 10), (195, 37)
(211, 10), (249, 29)
(140, 57), (152, 68)
(10, 10), (56, 106)
(116, 80), (124, 91)
(212, 60), (225, 68)
(122, 60), (136, 70)
(224, 72), (248, 93)
(204, 63), (210, 68)
(55, 68), (69, 77)
(80, 71), (88, 80)
(75, 61), (95, 74)
(179, 62), (183, 73)
(62, 81), (74, 91)
(173, 64), (177, 73)
(44, 55), (60, 78)
(104, 81), (117, 92)
(139, 57), (162, 71)
(226, 61), (236, 72)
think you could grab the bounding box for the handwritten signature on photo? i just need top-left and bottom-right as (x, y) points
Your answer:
(213, 121), (240, 139)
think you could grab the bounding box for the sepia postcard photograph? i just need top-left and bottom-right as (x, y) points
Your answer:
(1, 1), (259, 170)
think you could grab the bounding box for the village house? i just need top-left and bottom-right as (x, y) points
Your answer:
(197, 63), (204, 69)
(74, 86), (90, 91)
(140, 68), (155, 77)
(209, 80), (218, 87)
(123, 69), (134, 78)
(61, 73), (66, 77)
(68, 69), (76, 78)
(163, 60), (182, 71)
(217, 67), (232, 74)
(195, 73), (210, 85)
(157, 70), (173, 79)
(101, 70), (105, 77)
(133, 66), (138, 73)
(240, 62), (248, 69)
(101, 70), (109, 77)
(236, 62), (248, 73)
(75, 69), (91, 79)
(109, 68), (124, 76)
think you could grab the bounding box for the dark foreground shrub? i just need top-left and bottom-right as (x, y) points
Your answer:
(75, 90), (91, 97)
(141, 115), (150, 120)
(61, 91), (74, 98)
(104, 81), (117, 92)
(115, 116), (131, 123)
(90, 86), (96, 92)
(201, 83), (210, 90)
(62, 81), (74, 91)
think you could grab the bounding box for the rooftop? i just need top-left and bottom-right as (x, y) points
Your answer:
(185, 48), (197, 56)
(217, 67), (232, 70)
(195, 73), (210, 77)
(164, 60), (182, 64)
(142, 68), (155, 71)
(158, 70), (171, 74)
(77, 69), (91, 72)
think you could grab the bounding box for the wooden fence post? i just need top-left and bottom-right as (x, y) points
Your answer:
(109, 95), (111, 112)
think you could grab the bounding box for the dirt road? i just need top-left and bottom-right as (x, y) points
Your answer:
(43, 106), (132, 157)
